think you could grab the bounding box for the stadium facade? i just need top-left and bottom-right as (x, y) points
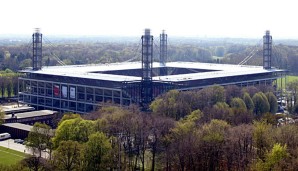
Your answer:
(18, 29), (287, 114)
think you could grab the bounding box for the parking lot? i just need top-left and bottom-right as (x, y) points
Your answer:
(0, 139), (28, 154)
(0, 139), (49, 158)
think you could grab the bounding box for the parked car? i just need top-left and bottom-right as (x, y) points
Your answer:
(0, 133), (11, 141)
(14, 139), (24, 144)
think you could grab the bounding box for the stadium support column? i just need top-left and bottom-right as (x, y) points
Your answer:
(141, 29), (153, 109)
(160, 30), (168, 76)
(263, 30), (272, 69)
(32, 28), (42, 70)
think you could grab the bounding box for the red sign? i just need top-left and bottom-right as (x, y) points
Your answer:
(54, 85), (60, 96)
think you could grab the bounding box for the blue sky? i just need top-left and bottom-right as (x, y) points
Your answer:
(1, 0), (297, 38)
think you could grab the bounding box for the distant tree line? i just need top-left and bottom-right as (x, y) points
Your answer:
(2, 38), (298, 74)
(0, 69), (21, 98)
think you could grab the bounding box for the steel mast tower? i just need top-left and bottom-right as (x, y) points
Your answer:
(160, 30), (168, 76)
(141, 29), (153, 108)
(263, 30), (272, 69)
(32, 28), (42, 70)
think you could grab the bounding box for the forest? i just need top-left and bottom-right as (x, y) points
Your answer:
(1, 85), (298, 170)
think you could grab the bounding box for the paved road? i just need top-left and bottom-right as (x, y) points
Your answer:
(0, 139), (27, 153)
(0, 139), (48, 158)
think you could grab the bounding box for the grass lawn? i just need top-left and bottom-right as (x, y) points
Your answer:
(0, 146), (27, 166)
(277, 75), (298, 89)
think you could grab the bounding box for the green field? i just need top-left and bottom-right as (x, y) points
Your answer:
(0, 146), (27, 166)
(277, 75), (298, 89)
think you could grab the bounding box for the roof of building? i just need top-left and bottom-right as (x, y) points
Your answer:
(2, 123), (33, 132)
(21, 61), (285, 82)
(3, 106), (35, 114)
(4, 110), (56, 120)
(2, 123), (55, 135)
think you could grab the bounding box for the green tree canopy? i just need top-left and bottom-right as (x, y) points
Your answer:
(255, 143), (288, 171)
(243, 92), (254, 112)
(266, 92), (278, 114)
(252, 92), (270, 116)
(53, 140), (82, 171)
(83, 132), (112, 171)
(0, 108), (4, 125)
(230, 97), (247, 111)
(150, 90), (192, 120)
(253, 121), (274, 160)
(26, 122), (52, 158)
(53, 117), (95, 147)
(58, 113), (81, 126)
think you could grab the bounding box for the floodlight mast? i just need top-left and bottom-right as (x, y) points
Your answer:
(160, 30), (168, 76)
(141, 29), (153, 108)
(32, 28), (42, 70)
(263, 30), (272, 69)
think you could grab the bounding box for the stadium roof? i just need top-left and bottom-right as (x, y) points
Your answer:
(21, 62), (285, 82)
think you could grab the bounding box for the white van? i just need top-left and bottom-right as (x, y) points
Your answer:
(0, 133), (11, 140)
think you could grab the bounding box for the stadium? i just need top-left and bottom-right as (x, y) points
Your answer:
(18, 29), (287, 114)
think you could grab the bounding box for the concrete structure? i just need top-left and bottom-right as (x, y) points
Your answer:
(0, 123), (32, 139)
(4, 110), (57, 126)
(18, 61), (286, 114)
(263, 30), (272, 69)
(3, 106), (35, 115)
(17, 29), (287, 114)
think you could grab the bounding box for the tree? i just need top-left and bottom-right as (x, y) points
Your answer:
(243, 92), (254, 112)
(242, 86), (259, 98)
(225, 85), (242, 104)
(229, 97), (253, 125)
(21, 156), (50, 171)
(287, 80), (298, 106)
(207, 102), (233, 123)
(6, 76), (12, 97)
(26, 122), (52, 158)
(83, 132), (112, 171)
(148, 116), (175, 171)
(252, 92), (270, 116)
(255, 143), (288, 171)
(150, 90), (192, 120)
(266, 92), (278, 114)
(52, 117), (94, 147)
(196, 85), (225, 110)
(293, 103), (298, 114)
(166, 110), (201, 170)
(53, 140), (82, 171)
(0, 75), (4, 98)
(225, 124), (254, 170)
(11, 75), (18, 96)
(0, 108), (4, 125)
(230, 97), (247, 111)
(201, 119), (230, 170)
(98, 105), (142, 170)
(210, 85), (226, 105)
(58, 113), (81, 126)
(253, 121), (273, 161)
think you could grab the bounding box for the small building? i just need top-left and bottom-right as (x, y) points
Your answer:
(0, 123), (32, 139)
(3, 106), (35, 115)
(0, 122), (55, 139)
(4, 110), (57, 127)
